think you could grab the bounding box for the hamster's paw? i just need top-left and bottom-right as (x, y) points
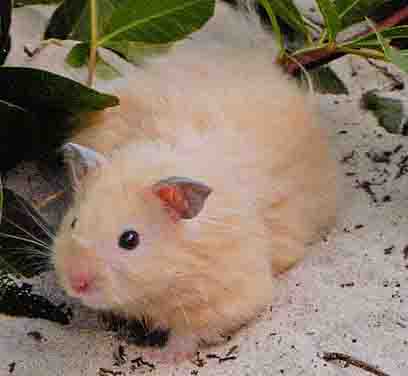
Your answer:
(144, 334), (198, 364)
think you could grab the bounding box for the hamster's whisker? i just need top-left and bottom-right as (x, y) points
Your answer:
(110, 279), (154, 319)
(105, 263), (154, 311)
(14, 195), (55, 240)
(2, 217), (52, 248)
(0, 232), (53, 252)
(0, 250), (49, 274)
(0, 245), (51, 273)
(169, 287), (192, 330)
(0, 247), (50, 258)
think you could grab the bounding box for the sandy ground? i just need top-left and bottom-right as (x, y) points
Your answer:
(1, 4), (408, 376)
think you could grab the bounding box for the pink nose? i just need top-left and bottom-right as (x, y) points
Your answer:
(69, 273), (94, 294)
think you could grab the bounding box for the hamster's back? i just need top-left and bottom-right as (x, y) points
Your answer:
(70, 0), (337, 272)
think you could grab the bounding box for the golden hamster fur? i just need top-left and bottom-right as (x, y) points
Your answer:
(52, 0), (338, 361)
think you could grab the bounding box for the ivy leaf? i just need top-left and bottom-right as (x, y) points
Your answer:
(0, 188), (54, 278)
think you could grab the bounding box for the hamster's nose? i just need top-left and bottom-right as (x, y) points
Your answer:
(69, 272), (95, 294)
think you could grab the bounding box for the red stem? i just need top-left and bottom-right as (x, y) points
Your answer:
(377, 5), (408, 29)
(284, 5), (408, 75)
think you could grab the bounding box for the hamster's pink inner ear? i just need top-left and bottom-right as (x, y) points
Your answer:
(152, 177), (212, 220)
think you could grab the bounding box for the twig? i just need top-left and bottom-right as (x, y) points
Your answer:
(284, 5), (408, 75)
(23, 39), (63, 58)
(321, 352), (391, 376)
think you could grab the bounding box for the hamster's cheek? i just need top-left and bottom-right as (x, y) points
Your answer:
(79, 290), (112, 310)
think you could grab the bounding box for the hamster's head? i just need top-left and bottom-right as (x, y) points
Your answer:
(53, 157), (212, 313)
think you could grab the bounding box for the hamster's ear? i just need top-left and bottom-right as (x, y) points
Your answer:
(60, 142), (108, 190)
(152, 177), (212, 220)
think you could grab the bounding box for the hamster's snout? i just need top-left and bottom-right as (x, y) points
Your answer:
(69, 271), (95, 295)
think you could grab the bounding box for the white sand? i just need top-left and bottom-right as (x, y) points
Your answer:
(0, 5), (407, 376)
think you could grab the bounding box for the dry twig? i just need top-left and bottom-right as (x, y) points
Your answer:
(321, 352), (391, 376)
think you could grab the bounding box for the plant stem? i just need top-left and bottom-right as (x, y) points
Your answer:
(283, 4), (408, 75)
(339, 46), (385, 60)
(377, 4), (408, 29)
(259, 0), (284, 57)
(87, 0), (98, 87)
(339, 0), (363, 19)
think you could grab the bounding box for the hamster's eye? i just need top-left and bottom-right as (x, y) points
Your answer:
(118, 230), (140, 250)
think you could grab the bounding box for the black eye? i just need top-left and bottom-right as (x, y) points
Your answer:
(119, 230), (140, 250)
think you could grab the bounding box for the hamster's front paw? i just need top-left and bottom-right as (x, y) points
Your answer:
(144, 333), (198, 364)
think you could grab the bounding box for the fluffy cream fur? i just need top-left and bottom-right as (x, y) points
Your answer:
(53, 0), (338, 357)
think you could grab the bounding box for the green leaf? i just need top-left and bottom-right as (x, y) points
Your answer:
(0, 68), (119, 170)
(316, 0), (342, 42)
(336, 0), (363, 19)
(44, 0), (87, 40)
(14, 0), (60, 5)
(368, 19), (408, 74)
(263, 0), (309, 37)
(99, 0), (215, 46)
(104, 40), (171, 65)
(66, 42), (89, 68)
(94, 55), (121, 80)
(0, 97), (70, 171)
(46, 0), (215, 66)
(386, 47), (408, 73)
(335, 0), (401, 27)
(0, 67), (119, 113)
(344, 26), (408, 49)
(0, 189), (55, 277)
(361, 90), (408, 135)
(71, 0), (121, 42)
(258, 0), (284, 55)
(66, 42), (121, 79)
(298, 65), (349, 94)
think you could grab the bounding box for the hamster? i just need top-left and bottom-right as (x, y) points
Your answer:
(52, 0), (338, 362)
